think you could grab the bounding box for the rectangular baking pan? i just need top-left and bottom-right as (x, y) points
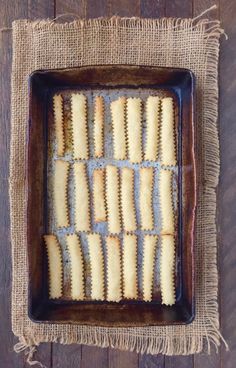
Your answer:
(27, 65), (196, 326)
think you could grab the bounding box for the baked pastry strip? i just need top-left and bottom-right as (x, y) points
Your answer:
(71, 93), (89, 160)
(139, 167), (154, 231)
(123, 234), (138, 299)
(53, 94), (65, 156)
(94, 96), (104, 158)
(160, 235), (176, 305)
(110, 97), (127, 160)
(160, 168), (175, 234)
(106, 165), (121, 234)
(74, 162), (91, 232)
(127, 97), (142, 163)
(53, 159), (70, 228)
(44, 235), (63, 299)
(142, 235), (157, 302)
(93, 168), (106, 222)
(144, 96), (160, 161)
(87, 233), (105, 300)
(106, 236), (122, 302)
(160, 97), (177, 166)
(121, 167), (136, 232)
(66, 234), (85, 300)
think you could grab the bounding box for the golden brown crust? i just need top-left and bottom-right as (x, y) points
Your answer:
(93, 168), (107, 222)
(160, 97), (177, 166)
(139, 167), (154, 231)
(87, 233), (105, 301)
(120, 167), (136, 232)
(66, 233), (85, 300)
(110, 96), (127, 160)
(142, 234), (157, 302)
(144, 96), (160, 161)
(53, 159), (70, 228)
(44, 234), (63, 299)
(74, 162), (91, 232)
(159, 168), (175, 235)
(160, 235), (176, 305)
(53, 94), (65, 156)
(127, 97), (143, 163)
(71, 93), (89, 160)
(106, 165), (121, 234)
(106, 236), (122, 302)
(123, 234), (138, 299)
(94, 96), (104, 158)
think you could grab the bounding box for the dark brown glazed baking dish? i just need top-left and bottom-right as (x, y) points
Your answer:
(27, 65), (196, 326)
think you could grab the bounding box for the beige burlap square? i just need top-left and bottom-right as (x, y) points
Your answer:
(10, 16), (225, 356)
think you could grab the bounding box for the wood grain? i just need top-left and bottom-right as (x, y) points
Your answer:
(141, 0), (165, 17)
(139, 354), (164, 368)
(81, 346), (108, 368)
(108, 0), (140, 16)
(52, 343), (81, 367)
(109, 349), (138, 368)
(165, 0), (192, 17)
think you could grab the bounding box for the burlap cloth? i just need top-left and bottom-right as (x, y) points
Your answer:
(10, 16), (226, 357)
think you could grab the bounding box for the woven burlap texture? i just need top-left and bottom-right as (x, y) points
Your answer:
(10, 17), (224, 355)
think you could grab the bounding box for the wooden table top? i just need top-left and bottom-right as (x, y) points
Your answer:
(0, 0), (235, 367)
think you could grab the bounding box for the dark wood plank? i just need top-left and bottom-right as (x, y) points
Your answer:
(194, 352), (220, 368)
(28, 0), (54, 19)
(52, 343), (81, 367)
(219, 1), (236, 367)
(141, 0), (165, 18)
(165, 355), (194, 368)
(165, 0), (192, 17)
(109, 349), (138, 368)
(81, 345), (108, 368)
(55, 0), (86, 18)
(0, 1), (53, 366)
(139, 354), (164, 368)
(86, 0), (107, 18)
(193, 0), (218, 20)
(108, 0), (140, 17)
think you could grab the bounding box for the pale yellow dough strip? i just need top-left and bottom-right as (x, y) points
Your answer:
(106, 165), (121, 234)
(66, 234), (85, 300)
(123, 234), (138, 299)
(160, 235), (176, 305)
(106, 236), (122, 302)
(53, 94), (65, 156)
(110, 97), (127, 160)
(94, 96), (104, 158)
(74, 162), (91, 232)
(144, 96), (160, 161)
(87, 233), (105, 300)
(127, 97), (142, 163)
(139, 167), (154, 230)
(142, 235), (157, 301)
(93, 168), (106, 222)
(44, 235), (63, 299)
(53, 159), (70, 228)
(121, 167), (136, 232)
(160, 97), (177, 166)
(160, 168), (175, 234)
(71, 93), (89, 160)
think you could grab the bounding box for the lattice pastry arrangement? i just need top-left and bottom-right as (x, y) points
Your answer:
(44, 92), (177, 306)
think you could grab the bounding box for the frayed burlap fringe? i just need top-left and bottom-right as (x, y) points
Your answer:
(10, 13), (227, 363)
